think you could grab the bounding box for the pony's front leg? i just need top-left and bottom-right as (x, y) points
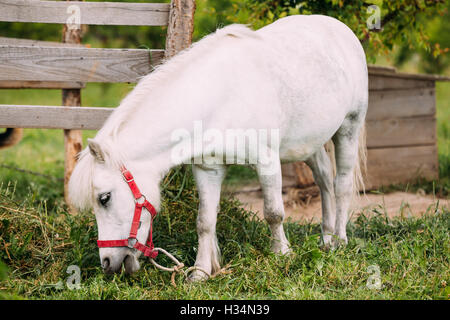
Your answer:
(190, 164), (226, 281)
(256, 160), (290, 254)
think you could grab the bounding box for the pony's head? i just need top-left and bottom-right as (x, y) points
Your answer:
(68, 138), (159, 274)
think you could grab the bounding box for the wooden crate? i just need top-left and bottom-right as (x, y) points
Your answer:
(282, 65), (450, 190)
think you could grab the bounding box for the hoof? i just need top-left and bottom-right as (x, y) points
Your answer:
(331, 235), (348, 249)
(320, 242), (332, 252)
(322, 234), (347, 250)
(271, 241), (292, 255)
(321, 234), (333, 251)
(186, 268), (210, 283)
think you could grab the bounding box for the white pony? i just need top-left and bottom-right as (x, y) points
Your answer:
(69, 15), (367, 280)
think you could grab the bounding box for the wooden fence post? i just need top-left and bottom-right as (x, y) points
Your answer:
(62, 0), (83, 207)
(165, 0), (196, 59)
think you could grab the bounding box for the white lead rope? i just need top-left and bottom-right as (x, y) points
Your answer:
(148, 247), (213, 287)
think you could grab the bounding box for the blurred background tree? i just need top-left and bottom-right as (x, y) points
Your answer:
(223, 0), (449, 71)
(394, 0), (450, 74)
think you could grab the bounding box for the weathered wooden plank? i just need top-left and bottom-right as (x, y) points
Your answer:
(368, 65), (396, 74)
(365, 145), (438, 190)
(0, 36), (85, 47)
(0, 105), (112, 130)
(0, 45), (164, 83)
(367, 88), (435, 121)
(0, 37), (86, 88)
(366, 116), (436, 149)
(368, 67), (450, 82)
(369, 74), (435, 91)
(280, 145), (439, 191)
(165, 0), (196, 59)
(0, 0), (170, 26)
(0, 80), (85, 89)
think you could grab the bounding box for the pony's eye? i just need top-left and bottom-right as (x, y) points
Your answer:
(98, 192), (111, 207)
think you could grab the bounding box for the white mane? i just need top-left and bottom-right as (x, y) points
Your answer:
(68, 24), (260, 210)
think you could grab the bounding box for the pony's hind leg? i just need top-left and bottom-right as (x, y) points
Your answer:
(190, 164), (226, 281)
(305, 146), (336, 247)
(256, 160), (290, 254)
(332, 115), (364, 245)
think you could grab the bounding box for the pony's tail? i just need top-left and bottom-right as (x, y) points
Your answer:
(0, 128), (23, 150)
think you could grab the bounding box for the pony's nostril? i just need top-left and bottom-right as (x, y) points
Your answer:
(123, 254), (139, 274)
(102, 258), (110, 270)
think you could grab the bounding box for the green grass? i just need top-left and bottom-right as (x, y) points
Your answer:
(0, 168), (449, 300)
(0, 82), (449, 300)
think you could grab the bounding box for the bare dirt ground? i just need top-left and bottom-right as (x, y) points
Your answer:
(234, 189), (449, 223)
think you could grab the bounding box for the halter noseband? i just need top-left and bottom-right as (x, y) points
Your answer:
(96, 166), (158, 259)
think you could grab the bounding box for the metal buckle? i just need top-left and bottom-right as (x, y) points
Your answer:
(127, 237), (137, 249)
(135, 195), (146, 205)
(123, 175), (134, 183)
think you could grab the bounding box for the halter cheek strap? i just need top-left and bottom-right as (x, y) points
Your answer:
(96, 166), (158, 259)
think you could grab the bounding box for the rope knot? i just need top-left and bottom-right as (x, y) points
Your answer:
(173, 263), (185, 273)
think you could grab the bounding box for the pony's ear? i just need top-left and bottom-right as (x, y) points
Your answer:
(87, 138), (105, 163)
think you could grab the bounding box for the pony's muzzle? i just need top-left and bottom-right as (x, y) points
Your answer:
(101, 255), (122, 274)
(100, 250), (140, 274)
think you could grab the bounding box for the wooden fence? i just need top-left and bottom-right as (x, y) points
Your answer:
(282, 65), (450, 191)
(0, 0), (196, 203)
(1, 1), (448, 198)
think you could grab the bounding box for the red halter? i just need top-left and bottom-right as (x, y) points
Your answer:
(96, 166), (158, 259)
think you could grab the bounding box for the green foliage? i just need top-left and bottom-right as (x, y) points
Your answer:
(224, 0), (447, 63)
(0, 0), (447, 66)
(194, 0), (236, 40)
(395, 0), (450, 74)
(82, 0), (170, 49)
